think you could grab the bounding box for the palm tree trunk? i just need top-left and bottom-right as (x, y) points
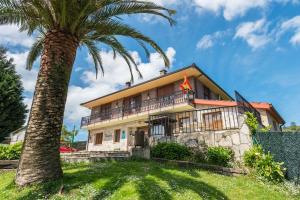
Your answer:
(15, 30), (79, 186)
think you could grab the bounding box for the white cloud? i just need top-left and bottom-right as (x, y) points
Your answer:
(145, 0), (181, 6)
(193, 0), (267, 20)
(64, 47), (176, 122)
(196, 30), (230, 49)
(234, 18), (271, 49)
(281, 15), (300, 45)
(0, 25), (34, 48)
(197, 35), (214, 49)
(193, 0), (297, 21)
(6, 51), (38, 94)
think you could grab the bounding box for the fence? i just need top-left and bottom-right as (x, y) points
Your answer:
(149, 106), (240, 136)
(235, 91), (262, 125)
(253, 132), (300, 182)
(81, 91), (188, 127)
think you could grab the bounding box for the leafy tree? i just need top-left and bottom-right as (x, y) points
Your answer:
(0, 47), (27, 142)
(283, 122), (300, 132)
(0, 0), (175, 185)
(61, 125), (78, 147)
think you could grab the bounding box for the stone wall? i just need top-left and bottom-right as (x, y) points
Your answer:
(150, 116), (252, 161)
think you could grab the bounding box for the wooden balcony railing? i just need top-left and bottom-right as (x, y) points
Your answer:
(148, 106), (240, 136)
(81, 91), (193, 127)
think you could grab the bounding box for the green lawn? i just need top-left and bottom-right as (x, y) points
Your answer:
(0, 160), (298, 200)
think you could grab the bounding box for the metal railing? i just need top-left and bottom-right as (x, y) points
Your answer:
(235, 91), (262, 124)
(81, 91), (191, 127)
(148, 106), (240, 136)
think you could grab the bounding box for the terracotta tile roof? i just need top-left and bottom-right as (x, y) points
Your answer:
(193, 99), (285, 124)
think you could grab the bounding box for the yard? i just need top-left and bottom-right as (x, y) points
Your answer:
(0, 160), (298, 200)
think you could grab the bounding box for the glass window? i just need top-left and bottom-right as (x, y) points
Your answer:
(203, 85), (211, 99)
(151, 125), (165, 136)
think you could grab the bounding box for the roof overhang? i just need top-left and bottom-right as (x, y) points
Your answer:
(81, 64), (233, 108)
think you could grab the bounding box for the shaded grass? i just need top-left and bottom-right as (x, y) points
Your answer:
(0, 160), (299, 200)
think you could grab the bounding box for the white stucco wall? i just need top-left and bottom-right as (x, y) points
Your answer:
(10, 129), (26, 144)
(257, 109), (280, 131)
(88, 127), (128, 151)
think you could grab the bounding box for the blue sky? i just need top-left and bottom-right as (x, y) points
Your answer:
(1, 0), (300, 141)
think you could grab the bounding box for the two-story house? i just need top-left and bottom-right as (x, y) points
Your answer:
(80, 64), (285, 159)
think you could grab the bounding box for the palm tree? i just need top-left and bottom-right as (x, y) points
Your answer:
(0, 0), (175, 186)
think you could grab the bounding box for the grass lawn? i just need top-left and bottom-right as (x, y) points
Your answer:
(0, 160), (299, 200)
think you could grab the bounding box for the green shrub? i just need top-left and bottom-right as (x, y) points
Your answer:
(0, 142), (22, 160)
(151, 142), (191, 160)
(190, 149), (207, 163)
(245, 112), (259, 135)
(243, 145), (285, 183)
(243, 145), (264, 168)
(207, 146), (234, 167)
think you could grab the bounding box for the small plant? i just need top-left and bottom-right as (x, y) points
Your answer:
(259, 125), (272, 132)
(207, 146), (234, 167)
(189, 149), (207, 163)
(151, 142), (191, 160)
(255, 152), (285, 183)
(245, 112), (259, 135)
(243, 145), (264, 168)
(243, 145), (285, 183)
(0, 142), (22, 160)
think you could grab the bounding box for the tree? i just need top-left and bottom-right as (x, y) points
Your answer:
(0, 0), (175, 186)
(283, 122), (300, 132)
(0, 47), (27, 142)
(61, 125), (78, 147)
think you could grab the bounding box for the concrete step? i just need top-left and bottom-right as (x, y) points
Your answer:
(60, 151), (131, 163)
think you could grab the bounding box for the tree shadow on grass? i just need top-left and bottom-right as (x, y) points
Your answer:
(17, 160), (228, 200)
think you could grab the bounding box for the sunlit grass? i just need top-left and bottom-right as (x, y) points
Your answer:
(0, 160), (299, 200)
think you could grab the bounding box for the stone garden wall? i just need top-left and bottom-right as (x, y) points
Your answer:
(150, 116), (252, 161)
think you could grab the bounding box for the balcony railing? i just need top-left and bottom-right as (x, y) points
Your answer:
(81, 91), (193, 127)
(148, 106), (240, 136)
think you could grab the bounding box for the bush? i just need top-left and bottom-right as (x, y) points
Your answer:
(0, 142), (22, 160)
(245, 112), (259, 135)
(243, 145), (285, 183)
(207, 146), (234, 167)
(151, 142), (191, 160)
(243, 145), (264, 168)
(190, 149), (207, 163)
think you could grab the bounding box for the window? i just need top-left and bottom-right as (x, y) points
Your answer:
(179, 117), (190, 127)
(151, 124), (165, 136)
(203, 111), (223, 130)
(100, 103), (111, 120)
(203, 85), (211, 99)
(94, 133), (103, 145)
(179, 117), (191, 133)
(114, 129), (121, 143)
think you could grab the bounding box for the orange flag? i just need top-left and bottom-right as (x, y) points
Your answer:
(180, 75), (192, 93)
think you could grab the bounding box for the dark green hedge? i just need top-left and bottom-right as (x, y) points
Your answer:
(151, 142), (191, 160)
(253, 132), (300, 181)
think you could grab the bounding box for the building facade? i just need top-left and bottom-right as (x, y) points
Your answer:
(80, 64), (285, 159)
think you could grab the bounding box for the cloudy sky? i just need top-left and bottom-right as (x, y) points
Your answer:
(1, 0), (300, 140)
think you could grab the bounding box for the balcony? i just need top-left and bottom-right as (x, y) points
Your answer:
(148, 106), (240, 136)
(81, 91), (194, 127)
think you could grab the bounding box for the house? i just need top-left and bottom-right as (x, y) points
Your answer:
(7, 126), (27, 144)
(80, 64), (285, 160)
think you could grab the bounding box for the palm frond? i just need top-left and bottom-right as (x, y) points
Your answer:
(93, 1), (175, 25)
(26, 35), (45, 70)
(90, 20), (170, 67)
(97, 36), (142, 79)
(82, 39), (104, 78)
